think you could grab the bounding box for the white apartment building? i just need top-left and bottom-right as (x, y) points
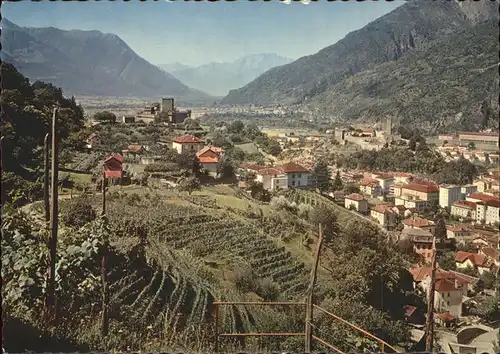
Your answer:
(439, 185), (463, 208)
(461, 184), (478, 197)
(476, 200), (500, 225)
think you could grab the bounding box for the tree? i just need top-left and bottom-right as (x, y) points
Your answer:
(480, 271), (496, 290)
(248, 180), (271, 202)
(309, 205), (339, 244)
(93, 111), (116, 123)
(177, 150), (201, 176)
(344, 184), (360, 195)
(185, 118), (201, 130)
(408, 138), (417, 151)
(434, 216), (447, 244)
(216, 157), (235, 180)
(178, 176), (200, 195)
(312, 158), (330, 194)
(467, 141), (476, 151)
(229, 120), (244, 134)
(332, 170), (343, 191)
(212, 132), (233, 149)
(437, 251), (456, 271)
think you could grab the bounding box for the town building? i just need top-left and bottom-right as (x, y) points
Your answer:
(172, 135), (205, 154)
(391, 172), (413, 185)
(196, 146), (224, 175)
(278, 162), (312, 188)
(401, 228), (434, 263)
(457, 131), (499, 145)
(410, 266), (469, 318)
(371, 173), (394, 194)
(446, 226), (471, 239)
(370, 204), (397, 228)
(450, 200), (476, 220)
(455, 251), (495, 275)
(460, 184), (478, 197)
(255, 168), (288, 190)
(479, 247), (500, 267)
(395, 183), (439, 212)
(475, 199), (500, 225)
(402, 217), (436, 234)
(439, 185), (463, 208)
(103, 154), (124, 179)
(344, 193), (368, 213)
(122, 115), (135, 123)
(359, 179), (382, 198)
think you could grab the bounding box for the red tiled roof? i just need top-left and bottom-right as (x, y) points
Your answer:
(361, 178), (380, 187)
(198, 156), (219, 164)
(437, 312), (456, 321)
(453, 200), (476, 209)
(173, 134), (204, 144)
(279, 162), (310, 173)
(197, 146), (223, 156)
(478, 199), (500, 208)
(345, 193), (365, 201)
(446, 226), (469, 232)
(373, 173), (393, 180)
(333, 190), (345, 195)
(104, 154), (124, 164)
(455, 251), (489, 267)
(403, 217), (434, 228)
(481, 247), (500, 261)
(402, 183), (439, 193)
(467, 193), (498, 202)
(257, 168), (283, 176)
(435, 278), (459, 292)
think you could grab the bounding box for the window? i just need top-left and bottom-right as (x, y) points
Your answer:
(447, 292), (450, 297)
(298, 180), (301, 186)
(298, 173), (302, 178)
(292, 174), (296, 178)
(447, 301), (450, 306)
(292, 181), (296, 186)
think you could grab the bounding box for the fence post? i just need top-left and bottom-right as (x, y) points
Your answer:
(305, 223), (324, 353)
(43, 133), (50, 222)
(215, 303), (220, 353)
(101, 168), (109, 339)
(46, 107), (59, 322)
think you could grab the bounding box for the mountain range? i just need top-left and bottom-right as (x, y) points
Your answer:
(221, 0), (499, 131)
(1, 18), (209, 101)
(159, 54), (293, 97)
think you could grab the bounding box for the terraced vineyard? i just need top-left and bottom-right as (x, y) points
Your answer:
(104, 196), (310, 348)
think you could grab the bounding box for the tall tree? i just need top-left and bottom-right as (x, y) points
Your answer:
(332, 170), (343, 191)
(93, 111), (116, 123)
(313, 158), (330, 194)
(434, 216), (447, 244)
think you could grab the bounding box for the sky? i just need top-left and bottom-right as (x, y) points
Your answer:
(3, 0), (404, 67)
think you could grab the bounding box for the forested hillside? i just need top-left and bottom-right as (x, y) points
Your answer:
(1, 62), (88, 205)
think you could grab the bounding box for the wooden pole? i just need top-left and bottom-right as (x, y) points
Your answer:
(44, 133), (50, 222)
(425, 235), (437, 352)
(305, 223), (324, 353)
(214, 303), (220, 353)
(47, 107), (59, 321)
(101, 168), (109, 338)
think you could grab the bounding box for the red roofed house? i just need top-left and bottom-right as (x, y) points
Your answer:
(455, 251), (495, 275)
(446, 226), (471, 239)
(196, 146), (224, 174)
(466, 192), (498, 203)
(277, 162), (312, 188)
(104, 154), (124, 178)
(371, 173), (395, 194)
(410, 266), (468, 317)
(370, 204), (397, 228)
(479, 247), (500, 267)
(255, 167), (288, 190)
(345, 193), (368, 213)
(475, 198), (500, 225)
(172, 134), (205, 154)
(450, 200), (477, 220)
(402, 217), (436, 234)
(360, 178), (382, 197)
(395, 183), (439, 212)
